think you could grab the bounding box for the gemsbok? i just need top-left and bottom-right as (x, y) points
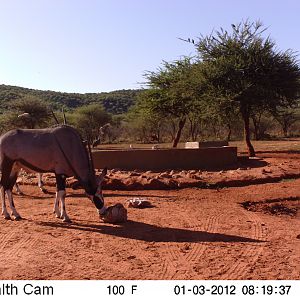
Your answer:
(15, 173), (46, 194)
(0, 125), (107, 222)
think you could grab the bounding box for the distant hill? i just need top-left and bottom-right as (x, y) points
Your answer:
(0, 84), (141, 114)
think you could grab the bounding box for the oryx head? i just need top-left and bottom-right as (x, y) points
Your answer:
(85, 167), (107, 214)
(84, 141), (108, 214)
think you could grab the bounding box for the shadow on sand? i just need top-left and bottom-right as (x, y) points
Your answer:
(36, 219), (265, 243)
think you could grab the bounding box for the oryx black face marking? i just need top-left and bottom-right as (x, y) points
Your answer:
(92, 194), (104, 210)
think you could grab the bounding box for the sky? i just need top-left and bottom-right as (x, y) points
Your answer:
(0, 0), (300, 93)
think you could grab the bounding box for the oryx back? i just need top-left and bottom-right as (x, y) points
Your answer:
(0, 126), (90, 181)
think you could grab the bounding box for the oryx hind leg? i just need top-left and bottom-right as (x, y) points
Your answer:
(37, 173), (47, 193)
(15, 182), (23, 195)
(0, 186), (10, 220)
(7, 171), (21, 220)
(6, 189), (21, 220)
(54, 174), (70, 223)
(0, 158), (21, 220)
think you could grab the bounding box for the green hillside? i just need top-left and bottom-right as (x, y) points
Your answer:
(0, 84), (140, 114)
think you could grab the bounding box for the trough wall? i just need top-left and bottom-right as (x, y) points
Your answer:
(92, 147), (237, 170)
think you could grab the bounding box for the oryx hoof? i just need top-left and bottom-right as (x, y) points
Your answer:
(62, 217), (71, 223)
(3, 214), (11, 220)
(14, 215), (22, 221)
(40, 188), (47, 194)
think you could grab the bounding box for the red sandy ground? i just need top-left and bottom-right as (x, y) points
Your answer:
(0, 153), (299, 280)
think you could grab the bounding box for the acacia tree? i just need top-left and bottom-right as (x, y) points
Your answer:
(143, 57), (204, 147)
(4, 95), (51, 129)
(272, 107), (300, 137)
(69, 104), (112, 142)
(195, 20), (300, 156)
(126, 103), (166, 143)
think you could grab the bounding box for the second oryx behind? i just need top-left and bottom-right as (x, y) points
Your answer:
(15, 173), (45, 194)
(0, 125), (107, 222)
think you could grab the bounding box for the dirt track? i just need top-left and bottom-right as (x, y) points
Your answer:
(0, 159), (299, 279)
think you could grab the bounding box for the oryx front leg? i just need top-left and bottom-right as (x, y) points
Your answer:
(53, 192), (61, 218)
(55, 174), (70, 223)
(6, 190), (21, 220)
(59, 190), (70, 223)
(37, 173), (47, 193)
(0, 186), (11, 220)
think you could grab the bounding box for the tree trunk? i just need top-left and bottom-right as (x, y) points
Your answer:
(283, 125), (288, 138)
(172, 117), (186, 148)
(241, 105), (256, 157)
(226, 123), (232, 141)
(251, 116), (259, 140)
(188, 116), (197, 141)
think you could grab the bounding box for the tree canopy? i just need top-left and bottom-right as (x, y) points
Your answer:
(0, 95), (51, 131)
(68, 103), (112, 142)
(141, 57), (205, 146)
(195, 20), (300, 156)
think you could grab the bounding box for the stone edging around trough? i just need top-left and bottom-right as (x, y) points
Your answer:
(18, 171), (300, 191)
(101, 172), (300, 190)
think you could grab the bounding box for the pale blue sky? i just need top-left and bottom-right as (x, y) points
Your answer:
(0, 0), (299, 93)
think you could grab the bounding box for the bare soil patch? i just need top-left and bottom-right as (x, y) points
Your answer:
(1, 151), (299, 280)
(242, 196), (300, 217)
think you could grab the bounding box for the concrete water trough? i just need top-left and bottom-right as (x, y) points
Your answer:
(92, 146), (237, 171)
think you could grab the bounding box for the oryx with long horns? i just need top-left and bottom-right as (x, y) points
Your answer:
(0, 125), (107, 222)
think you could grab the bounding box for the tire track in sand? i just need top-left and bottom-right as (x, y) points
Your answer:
(157, 206), (191, 280)
(219, 209), (267, 279)
(185, 215), (219, 263)
(0, 221), (42, 275)
(160, 205), (220, 279)
(0, 225), (19, 252)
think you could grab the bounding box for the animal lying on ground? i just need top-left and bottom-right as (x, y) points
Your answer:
(0, 125), (107, 222)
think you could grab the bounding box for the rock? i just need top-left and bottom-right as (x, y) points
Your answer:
(144, 178), (168, 189)
(129, 172), (141, 176)
(190, 174), (202, 180)
(159, 172), (172, 179)
(186, 171), (201, 179)
(172, 174), (181, 179)
(188, 170), (198, 175)
(262, 169), (272, 174)
(102, 178), (126, 190)
(123, 179), (144, 190)
(167, 179), (179, 188)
